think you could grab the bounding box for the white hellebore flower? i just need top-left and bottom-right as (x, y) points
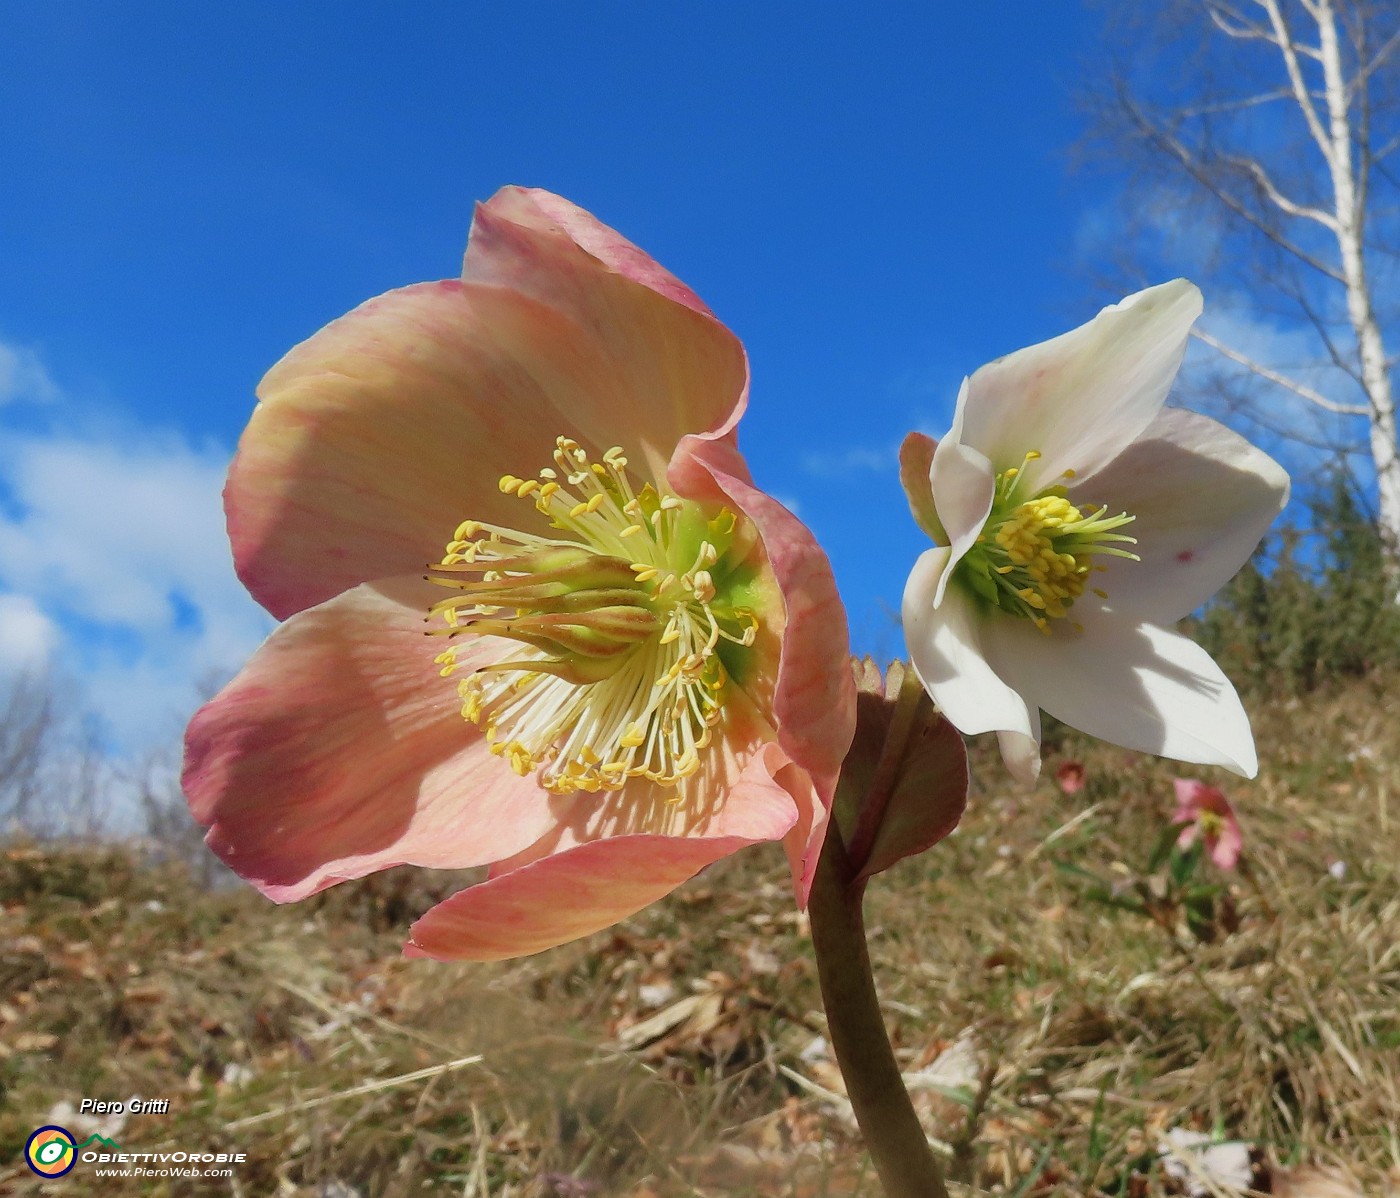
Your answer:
(900, 280), (1289, 785)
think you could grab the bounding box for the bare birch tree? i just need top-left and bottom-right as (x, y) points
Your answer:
(1086, 0), (1400, 588)
(0, 671), (57, 829)
(0, 669), (112, 840)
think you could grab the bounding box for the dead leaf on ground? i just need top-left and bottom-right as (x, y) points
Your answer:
(1268, 1164), (1366, 1197)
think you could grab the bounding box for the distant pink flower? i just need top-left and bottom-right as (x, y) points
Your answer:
(1173, 778), (1243, 871)
(1055, 760), (1086, 795)
(182, 187), (855, 961)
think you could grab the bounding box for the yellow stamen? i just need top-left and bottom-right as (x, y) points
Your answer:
(963, 456), (1139, 633)
(425, 437), (755, 795)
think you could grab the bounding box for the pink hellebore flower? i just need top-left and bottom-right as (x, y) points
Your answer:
(1172, 778), (1243, 871)
(1054, 760), (1086, 796)
(901, 281), (1289, 785)
(182, 188), (855, 961)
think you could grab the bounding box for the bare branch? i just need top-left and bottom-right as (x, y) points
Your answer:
(1190, 326), (1371, 414)
(1284, 276), (1366, 386)
(1207, 6), (1278, 43)
(1354, 8), (1374, 211)
(1349, 25), (1400, 96)
(1179, 87), (1298, 117)
(1205, 0), (1261, 27)
(1209, 0), (1323, 57)
(1372, 129), (1400, 161)
(1259, 0), (1338, 164)
(1222, 153), (1340, 225)
(1118, 86), (1347, 280)
(1214, 389), (1361, 452)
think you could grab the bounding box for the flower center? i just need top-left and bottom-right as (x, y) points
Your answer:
(957, 451), (1139, 633)
(426, 437), (759, 795)
(1196, 810), (1225, 841)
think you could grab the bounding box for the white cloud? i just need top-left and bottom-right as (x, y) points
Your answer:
(0, 341), (61, 406)
(0, 593), (58, 673)
(770, 494), (803, 518)
(0, 392), (273, 753)
(1194, 300), (1345, 386)
(800, 419), (949, 481)
(801, 444), (897, 476)
(1073, 186), (1227, 280)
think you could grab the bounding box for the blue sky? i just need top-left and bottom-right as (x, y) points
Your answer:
(0, 3), (1216, 753)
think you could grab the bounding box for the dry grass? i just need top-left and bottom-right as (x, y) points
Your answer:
(1, 676), (1397, 1196)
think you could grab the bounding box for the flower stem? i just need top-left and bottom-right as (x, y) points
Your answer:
(809, 828), (951, 1198)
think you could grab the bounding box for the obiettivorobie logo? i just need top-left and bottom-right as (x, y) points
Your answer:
(24, 1126), (121, 1177)
(24, 1125), (247, 1179)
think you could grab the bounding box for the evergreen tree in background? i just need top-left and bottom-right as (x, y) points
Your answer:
(1196, 469), (1400, 693)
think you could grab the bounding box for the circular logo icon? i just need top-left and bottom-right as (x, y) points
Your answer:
(25, 1125), (77, 1177)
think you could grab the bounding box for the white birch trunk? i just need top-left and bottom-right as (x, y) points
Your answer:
(1314, 0), (1400, 590)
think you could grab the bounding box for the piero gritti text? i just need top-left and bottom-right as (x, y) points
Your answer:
(80, 1096), (170, 1115)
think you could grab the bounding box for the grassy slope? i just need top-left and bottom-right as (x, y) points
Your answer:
(1, 677), (1397, 1197)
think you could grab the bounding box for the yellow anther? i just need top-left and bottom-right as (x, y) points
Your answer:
(506, 741), (534, 775)
(432, 435), (757, 797)
(1092, 587), (1108, 600)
